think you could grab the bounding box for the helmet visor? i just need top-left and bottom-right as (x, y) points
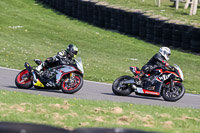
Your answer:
(74, 51), (78, 55)
(73, 51), (78, 58)
(167, 53), (171, 57)
(164, 51), (171, 57)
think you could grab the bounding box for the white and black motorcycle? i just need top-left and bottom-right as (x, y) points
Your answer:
(15, 57), (84, 94)
(112, 64), (185, 102)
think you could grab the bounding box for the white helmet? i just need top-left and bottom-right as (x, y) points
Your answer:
(159, 47), (171, 61)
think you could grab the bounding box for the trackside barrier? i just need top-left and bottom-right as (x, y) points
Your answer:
(37, 0), (200, 53)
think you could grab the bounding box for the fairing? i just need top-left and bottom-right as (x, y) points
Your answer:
(55, 65), (77, 83)
(75, 57), (84, 74)
(174, 64), (184, 81)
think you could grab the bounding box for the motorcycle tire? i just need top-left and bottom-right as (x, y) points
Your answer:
(162, 82), (185, 102)
(112, 75), (132, 96)
(15, 69), (33, 89)
(61, 74), (83, 94)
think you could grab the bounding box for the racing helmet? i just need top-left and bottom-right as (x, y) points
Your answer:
(159, 47), (171, 61)
(66, 44), (78, 58)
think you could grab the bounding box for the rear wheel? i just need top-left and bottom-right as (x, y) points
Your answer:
(162, 82), (185, 102)
(61, 74), (83, 94)
(112, 76), (133, 96)
(15, 69), (33, 89)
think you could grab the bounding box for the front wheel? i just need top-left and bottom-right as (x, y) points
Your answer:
(15, 69), (33, 89)
(61, 74), (83, 94)
(112, 76), (133, 96)
(162, 82), (185, 102)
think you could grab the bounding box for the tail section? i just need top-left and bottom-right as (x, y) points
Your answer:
(130, 66), (141, 76)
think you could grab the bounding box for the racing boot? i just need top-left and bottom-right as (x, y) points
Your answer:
(35, 62), (45, 74)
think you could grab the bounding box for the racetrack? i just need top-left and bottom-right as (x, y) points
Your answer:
(0, 67), (200, 109)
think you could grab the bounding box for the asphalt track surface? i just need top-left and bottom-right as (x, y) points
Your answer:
(0, 67), (200, 109)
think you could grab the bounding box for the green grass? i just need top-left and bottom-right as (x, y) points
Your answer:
(0, 90), (200, 133)
(0, 1), (200, 132)
(0, 0), (200, 94)
(98, 0), (200, 27)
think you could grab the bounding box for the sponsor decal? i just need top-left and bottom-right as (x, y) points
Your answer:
(158, 74), (171, 81)
(143, 90), (160, 95)
(156, 77), (161, 82)
(136, 87), (144, 93)
(46, 81), (55, 87)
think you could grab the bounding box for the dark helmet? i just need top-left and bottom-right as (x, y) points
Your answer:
(66, 44), (78, 58)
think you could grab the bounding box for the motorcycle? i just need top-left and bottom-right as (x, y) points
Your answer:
(112, 64), (185, 102)
(15, 57), (84, 94)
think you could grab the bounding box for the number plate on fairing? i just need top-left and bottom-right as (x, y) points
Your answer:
(136, 87), (144, 93)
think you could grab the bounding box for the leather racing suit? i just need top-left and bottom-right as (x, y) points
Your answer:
(43, 50), (75, 69)
(141, 53), (169, 74)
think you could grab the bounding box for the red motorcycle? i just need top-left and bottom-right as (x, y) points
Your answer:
(112, 64), (185, 102)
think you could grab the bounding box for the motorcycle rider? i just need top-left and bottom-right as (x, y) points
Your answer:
(134, 47), (171, 86)
(36, 44), (78, 73)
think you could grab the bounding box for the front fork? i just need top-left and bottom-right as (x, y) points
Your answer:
(162, 79), (175, 93)
(70, 73), (75, 78)
(69, 73), (75, 83)
(32, 71), (38, 83)
(170, 79), (174, 90)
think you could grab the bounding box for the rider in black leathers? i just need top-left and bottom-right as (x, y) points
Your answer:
(36, 44), (78, 74)
(135, 47), (171, 85)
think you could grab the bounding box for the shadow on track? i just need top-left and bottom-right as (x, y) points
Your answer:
(102, 92), (164, 101)
(4, 86), (63, 94)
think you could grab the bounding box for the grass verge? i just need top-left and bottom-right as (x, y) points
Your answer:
(0, 90), (200, 133)
(0, 0), (200, 94)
